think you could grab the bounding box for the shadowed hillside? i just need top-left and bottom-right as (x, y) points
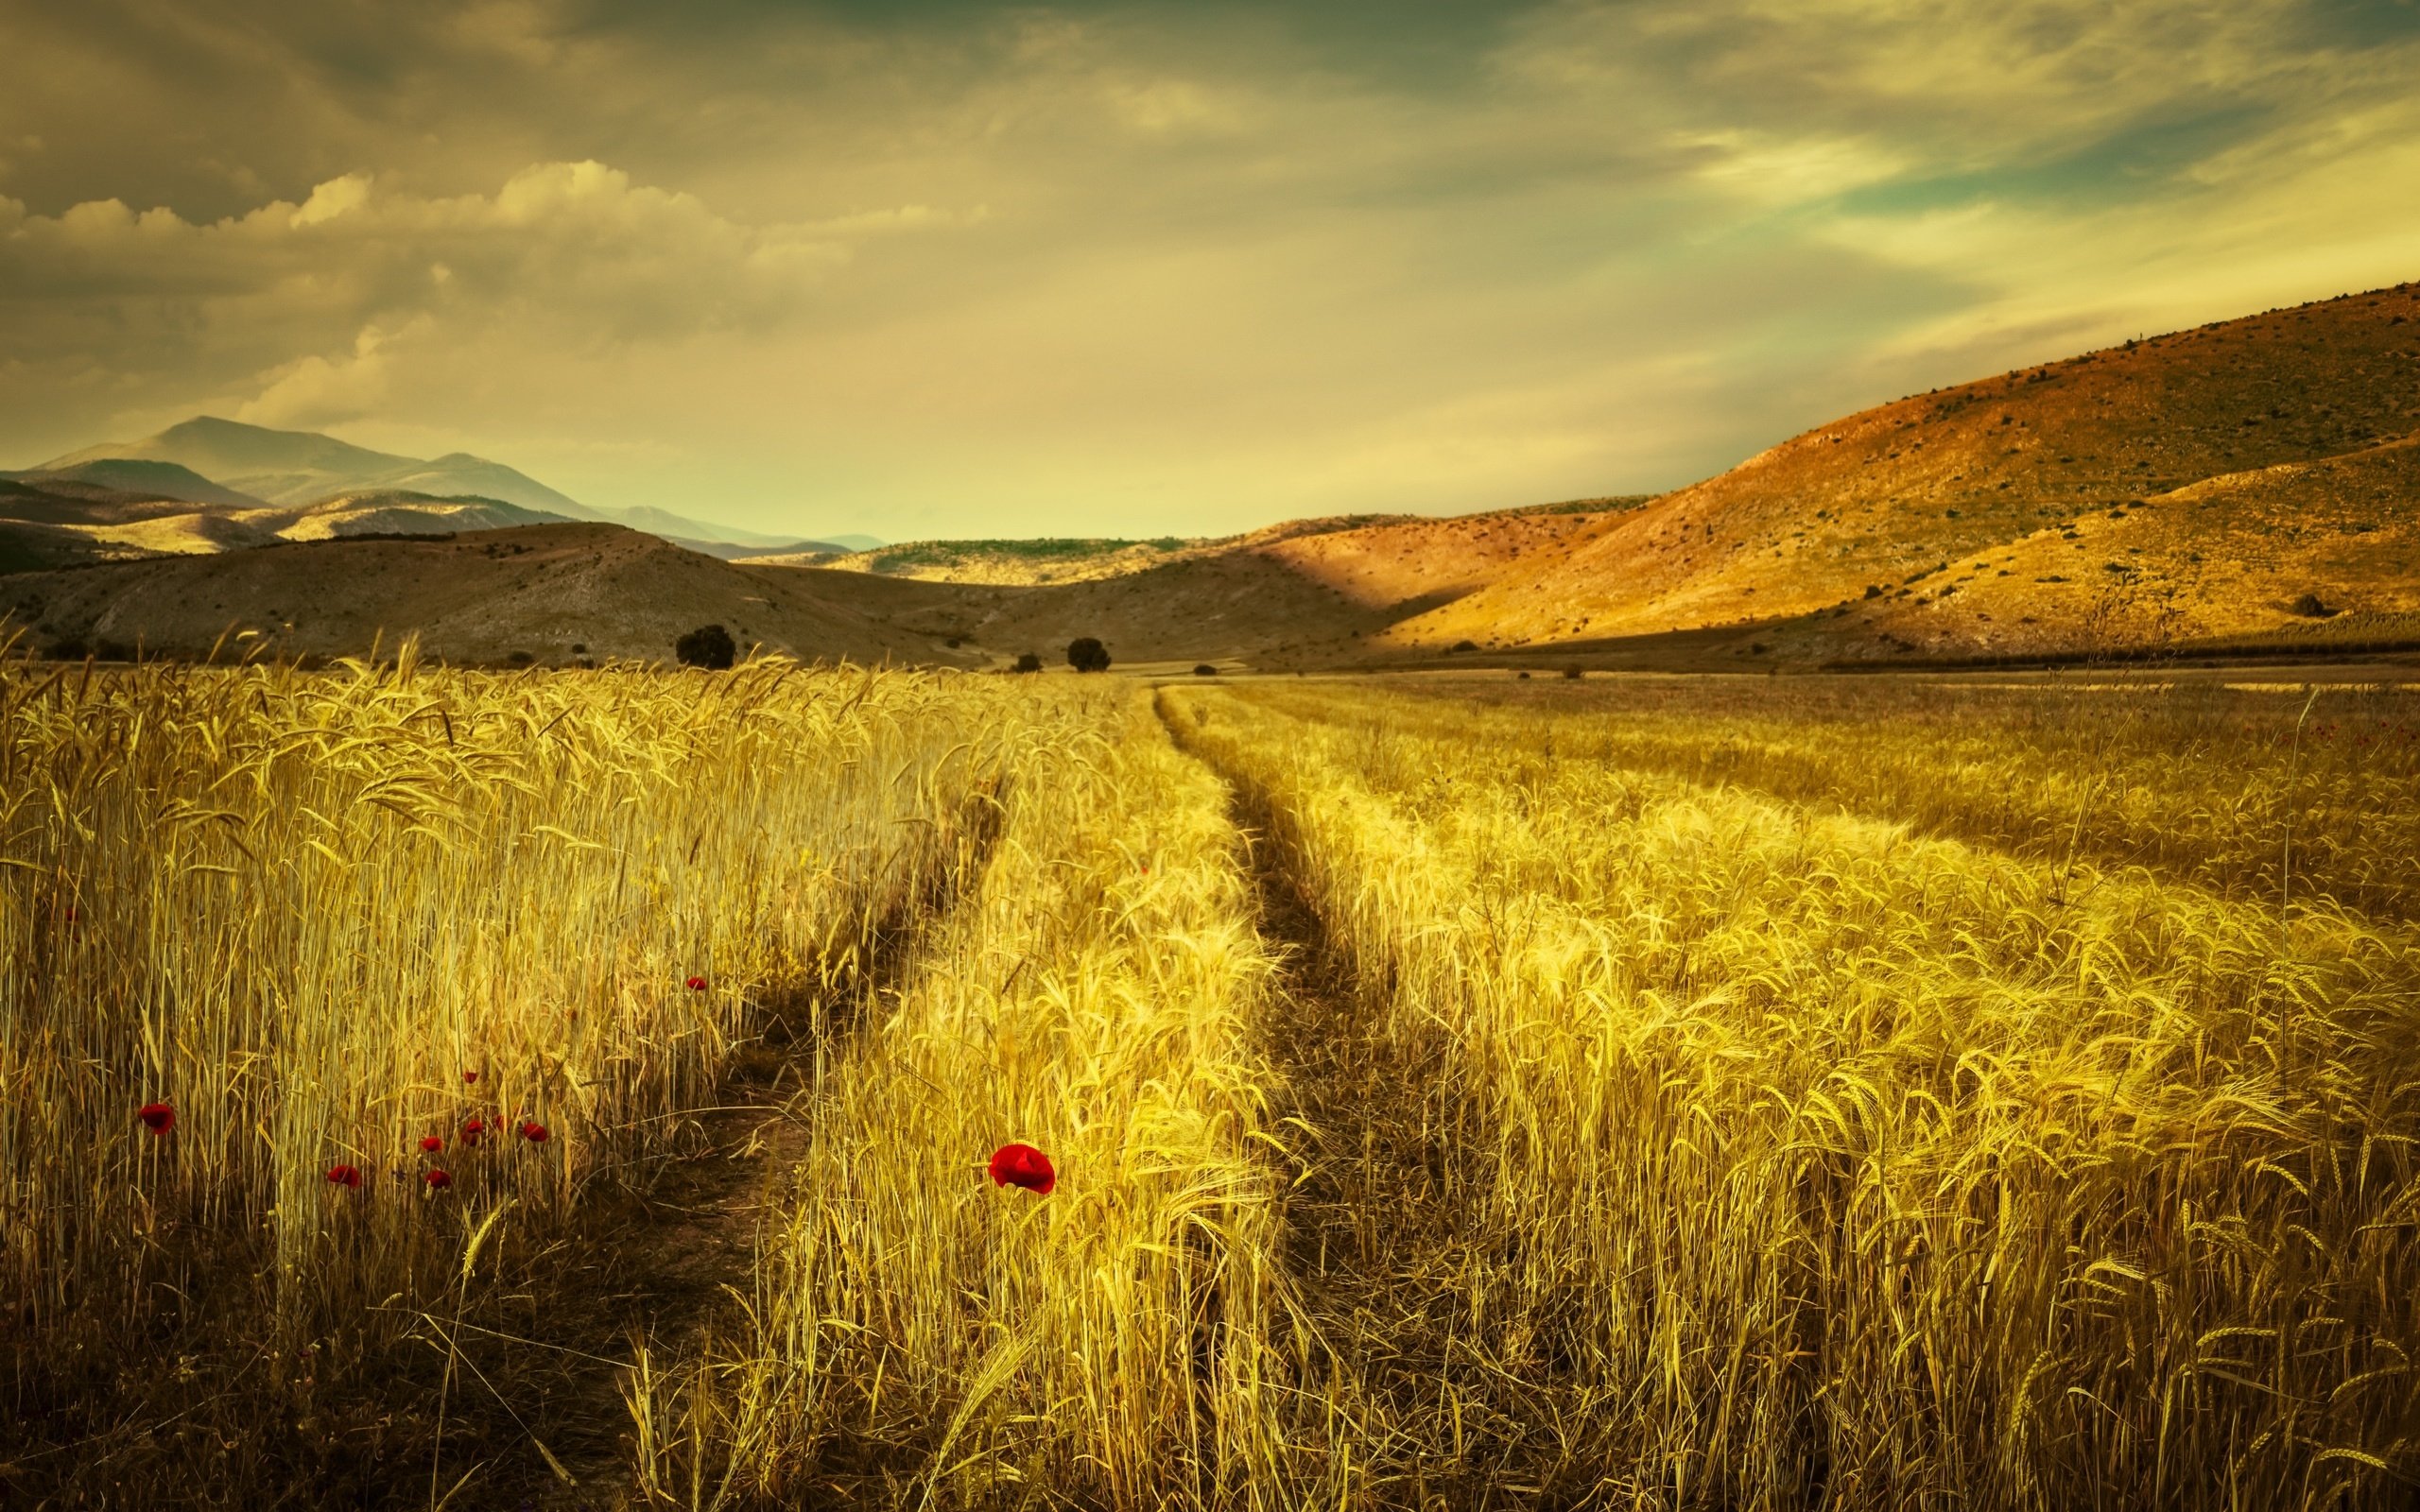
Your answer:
(0, 523), (983, 666)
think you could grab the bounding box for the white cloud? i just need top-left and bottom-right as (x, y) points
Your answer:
(235, 317), (424, 429)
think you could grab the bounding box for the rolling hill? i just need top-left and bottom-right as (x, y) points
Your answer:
(6, 284), (2413, 670)
(0, 523), (981, 667)
(1386, 281), (2420, 656)
(1, 458), (268, 508)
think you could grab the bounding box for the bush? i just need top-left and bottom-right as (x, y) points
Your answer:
(1448, 640), (1478, 654)
(2288, 593), (2335, 618)
(1562, 666), (1584, 679)
(675, 624), (736, 670)
(44, 637), (88, 662)
(1193, 664), (1219, 678)
(1066, 637), (1111, 674)
(1012, 652), (1044, 674)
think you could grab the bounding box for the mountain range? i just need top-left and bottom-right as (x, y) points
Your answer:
(3, 282), (2413, 670)
(14, 416), (875, 559)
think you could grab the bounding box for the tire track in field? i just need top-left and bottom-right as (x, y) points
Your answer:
(1158, 692), (1561, 1510)
(466, 782), (1010, 1509)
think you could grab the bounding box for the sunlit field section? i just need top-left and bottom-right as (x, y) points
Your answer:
(1164, 679), (2420, 1509)
(0, 651), (1009, 1491)
(642, 689), (1322, 1508)
(1432, 675), (2420, 923)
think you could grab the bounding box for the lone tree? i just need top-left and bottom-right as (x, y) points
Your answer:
(1012, 652), (1044, 674)
(676, 624), (736, 670)
(1192, 663), (1219, 677)
(1066, 637), (1111, 674)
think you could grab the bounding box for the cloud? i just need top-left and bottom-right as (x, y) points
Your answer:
(0, 157), (962, 452)
(234, 318), (424, 429)
(3, 0), (2417, 536)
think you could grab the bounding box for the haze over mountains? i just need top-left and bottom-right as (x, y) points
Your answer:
(5, 283), (2415, 670)
(12, 416), (872, 561)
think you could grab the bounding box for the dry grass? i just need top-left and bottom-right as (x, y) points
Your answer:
(1412, 674), (2420, 921)
(9, 662), (2417, 1508)
(630, 687), (1319, 1507)
(1163, 677), (2420, 1508)
(0, 649), (1010, 1501)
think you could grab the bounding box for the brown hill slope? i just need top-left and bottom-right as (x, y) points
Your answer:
(0, 524), (983, 666)
(1394, 282), (2420, 649)
(1787, 434), (2420, 661)
(769, 506), (1631, 667)
(3, 459), (268, 509)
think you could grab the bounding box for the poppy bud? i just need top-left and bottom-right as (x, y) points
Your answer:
(327, 1164), (362, 1189)
(424, 1169), (452, 1190)
(419, 1135), (443, 1154)
(138, 1102), (175, 1135)
(463, 1070), (479, 1084)
(685, 975), (708, 992)
(520, 1121), (549, 1143)
(988, 1143), (1056, 1195)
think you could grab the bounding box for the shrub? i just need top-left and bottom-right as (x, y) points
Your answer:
(1448, 640), (1478, 654)
(1193, 664), (1219, 677)
(1066, 637), (1111, 674)
(44, 637), (88, 662)
(1013, 652), (1044, 674)
(675, 624), (737, 670)
(2289, 593), (2335, 618)
(1563, 666), (1584, 679)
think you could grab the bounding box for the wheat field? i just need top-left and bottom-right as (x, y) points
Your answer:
(5, 658), (2417, 1509)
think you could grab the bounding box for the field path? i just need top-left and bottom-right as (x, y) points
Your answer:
(1161, 696), (1552, 1506)
(511, 1051), (824, 1505)
(475, 818), (1004, 1509)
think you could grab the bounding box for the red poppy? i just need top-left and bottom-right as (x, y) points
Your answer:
(138, 1102), (175, 1135)
(327, 1164), (362, 1189)
(461, 1118), (484, 1146)
(463, 1070), (479, 1084)
(424, 1169), (452, 1190)
(419, 1135), (443, 1153)
(988, 1143), (1056, 1195)
(685, 975), (708, 992)
(520, 1121), (549, 1143)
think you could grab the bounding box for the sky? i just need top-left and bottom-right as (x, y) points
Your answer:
(5, 1), (2419, 541)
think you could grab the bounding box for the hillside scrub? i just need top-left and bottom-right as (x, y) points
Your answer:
(676, 622), (737, 668)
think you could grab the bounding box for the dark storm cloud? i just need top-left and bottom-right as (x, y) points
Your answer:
(3, 0), (2416, 538)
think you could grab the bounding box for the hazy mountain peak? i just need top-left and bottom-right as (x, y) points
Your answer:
(32, 416), (864, 552)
